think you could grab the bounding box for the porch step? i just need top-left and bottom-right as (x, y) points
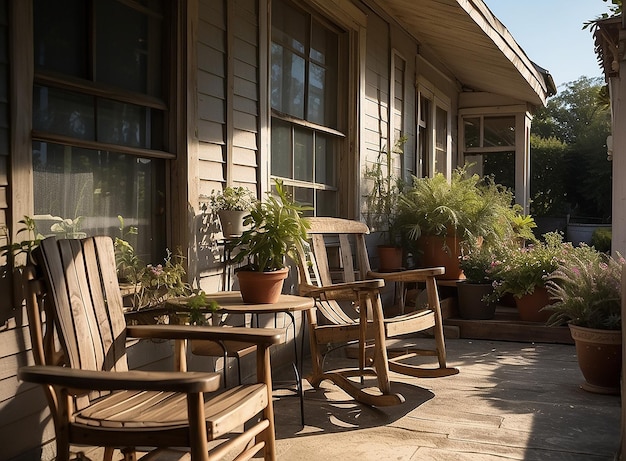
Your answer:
(444, 306), (573, 345)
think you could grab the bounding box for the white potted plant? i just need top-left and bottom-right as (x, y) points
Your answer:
(205, 186), (257, 238)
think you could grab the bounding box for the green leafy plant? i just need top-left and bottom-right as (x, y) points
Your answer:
(459, 244), (499, 284)
(0, 216), (45, 266)
(544, 246), (623, 330)
(187, 291), (219, 326)
(231, 179), (311, 272)
(591, 227), (612, 253)
(488, 232), (570, 300)
(364, 137), (406, 246)
(50, 216), (85, 237)
(397, 166), (515, 246)
(204, 186), (257, 212)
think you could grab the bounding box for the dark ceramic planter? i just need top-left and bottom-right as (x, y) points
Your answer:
(456, 281), (496, 320)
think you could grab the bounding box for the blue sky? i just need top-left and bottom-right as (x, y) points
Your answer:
(487, 1), (612, 91)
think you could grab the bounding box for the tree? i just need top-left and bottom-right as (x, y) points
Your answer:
(531, 77), (612, 220)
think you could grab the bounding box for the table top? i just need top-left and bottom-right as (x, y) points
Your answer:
(166, 291), (314, 314)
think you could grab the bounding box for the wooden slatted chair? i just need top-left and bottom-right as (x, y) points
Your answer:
(18, 236), (284, 461)
(296, 217), (459, 406)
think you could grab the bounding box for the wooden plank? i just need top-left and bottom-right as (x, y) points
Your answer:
(445, 316), (574, 344)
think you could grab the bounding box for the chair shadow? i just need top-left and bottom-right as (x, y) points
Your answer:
(272, 380), (434, 438)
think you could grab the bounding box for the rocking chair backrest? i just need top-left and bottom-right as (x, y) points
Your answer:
(33, 237), (129, 408)
(297, 217), (374, 324)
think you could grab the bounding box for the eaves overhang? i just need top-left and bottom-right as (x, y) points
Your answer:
(373, 0), (556, 106)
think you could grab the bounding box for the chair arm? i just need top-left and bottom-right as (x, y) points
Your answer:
(18, 365), (221, 394)
(126, 325), (286, 346)
(299, 279), (384, 299)
(368, 266), (445, 283)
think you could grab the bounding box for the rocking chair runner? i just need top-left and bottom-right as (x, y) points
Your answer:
(296, 217), (458, 406)
(19, 236), (284, 461)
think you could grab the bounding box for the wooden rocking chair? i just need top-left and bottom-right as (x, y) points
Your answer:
(19, 236), (284, 461)
(296, 217), (458, 406)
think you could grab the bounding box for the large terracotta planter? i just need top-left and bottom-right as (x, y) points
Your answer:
(236, 267), (289, 304)
(417, 234), (464, 280)
(514, 286), (553, 322)
(456, 282), (496, 320)
(569, 324), (621, 395)
(377, 245), (403, 272)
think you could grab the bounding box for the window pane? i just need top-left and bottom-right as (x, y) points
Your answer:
(464, 117), (480, 148)
(435, 106), (447, 174)
(33, 141), (166, 262)
(271, 45), (305, 118)
(484, 116), (515, 147)
(315, 133), (335, 186)
(294, 127), (313, 182)
(272, 0), (306, 54)
(97, 99), (147, 148)
(95, 0), (163, 97)
(33, 85), (95, 140)
(316, 189), (337, 217)
(271, 119), (292, 178)
(465, 152), (515, 193)
(33, 0), (87, 77)
(294, 187), (314, 216)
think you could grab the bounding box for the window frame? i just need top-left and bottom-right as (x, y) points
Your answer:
(416, 77), (451, 178)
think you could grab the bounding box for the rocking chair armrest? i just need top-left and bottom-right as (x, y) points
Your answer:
(299, 279), (385, 299)
(368, 266), (445, 283)
(18, 365), (222, 394)
(127, 325), (286, 347)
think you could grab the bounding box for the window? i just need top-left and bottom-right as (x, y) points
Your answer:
(32, 0), (170, 261)
(416, 80), (450, 178)
(462, 115), (516, 191)
(271, 0), (345, 216)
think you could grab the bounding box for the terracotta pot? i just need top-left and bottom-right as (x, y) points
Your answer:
(218, 209), (248, 238)
(377, 245), (403, 272)
(456, 282), (496, 320)
(569, 324), (621, 395)
(417, 234), (464, 280)
(514, 286), (553, 322)
(236, 267), (289, 304)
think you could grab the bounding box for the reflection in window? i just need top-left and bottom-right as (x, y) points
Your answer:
(32, 0), (169, 262)
(33, 141), (166, 261)
(271, 0), (343, 216)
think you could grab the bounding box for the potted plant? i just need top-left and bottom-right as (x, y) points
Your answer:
(397, 166), (515, 279)
(488, 232), (567, 322)
(457, 243), (498, 319)
(544, 246), (623, 394)
(364, 137), (406, 271)
(205, 186), (257, 238)
(230, 179), (311, 303)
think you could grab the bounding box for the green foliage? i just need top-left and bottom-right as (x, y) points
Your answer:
(187, 291), (219, 326)
(459, 244), (499, 284)
(488, 232), (569, 299)
(397, 166), (515, 247)
(529, 134), (568, 217)
(231, 179), (311, 272)
(364, 137), (406, 245)
(531, 77), (612, 220)
(544, 247), (622, 330)
(0, 216), (45, 266)
(115, 216), (193, 311)
(591, 227), (612, 253)
(204, 186), (257, 212)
